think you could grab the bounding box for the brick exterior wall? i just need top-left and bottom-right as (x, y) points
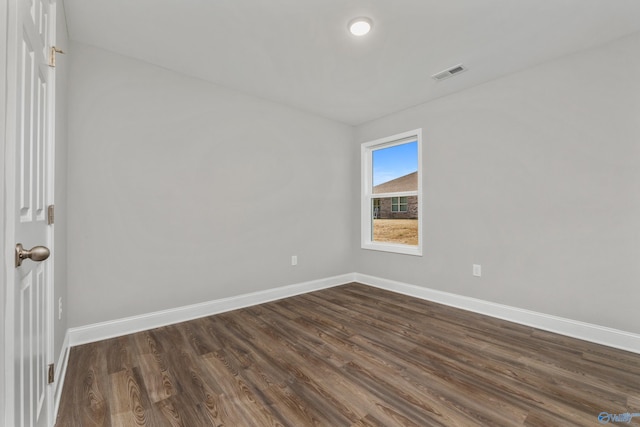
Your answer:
(373, 196), (418, 219)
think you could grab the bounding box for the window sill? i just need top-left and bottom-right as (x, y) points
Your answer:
(361, 242), (422, 256)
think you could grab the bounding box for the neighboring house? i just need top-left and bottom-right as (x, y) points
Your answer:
(372, 171), (418, 219)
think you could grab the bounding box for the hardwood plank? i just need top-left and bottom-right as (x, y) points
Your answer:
(137, 353), (175, 403)
(55, 283), (640, 426)
(56, 340), (112, 426)
(199, 351), (285, 426)
(105, 336), (133, 375)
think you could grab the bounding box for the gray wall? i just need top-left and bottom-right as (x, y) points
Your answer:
(67, 43), (354, 327)
(53, 2), (69, 360)
(355, 32), (640, 334)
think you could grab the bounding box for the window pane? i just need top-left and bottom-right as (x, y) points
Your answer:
(373, 195), (419, 244)
(372, 141), (418, 193)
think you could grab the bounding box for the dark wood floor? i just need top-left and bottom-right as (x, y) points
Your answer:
(55, 283), (640, 426)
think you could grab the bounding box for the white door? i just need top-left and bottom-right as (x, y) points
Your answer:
(6, 0), (56, 426)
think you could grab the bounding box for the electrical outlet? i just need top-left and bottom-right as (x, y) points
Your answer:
(291, 255), (298, 266)
(473, 264), (482, 277)
(58, 297), (62, 320)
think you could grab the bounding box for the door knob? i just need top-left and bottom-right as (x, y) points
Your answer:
(15, 243), (50, 268)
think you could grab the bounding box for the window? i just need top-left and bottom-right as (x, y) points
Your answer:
(361, 129), (422, 255)
(391, 197), (408, 212)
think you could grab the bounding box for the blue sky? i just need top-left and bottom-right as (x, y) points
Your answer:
(372, 141), (418, 186)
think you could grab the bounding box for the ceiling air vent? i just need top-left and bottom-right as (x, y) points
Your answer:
(431, 64), (467, 81)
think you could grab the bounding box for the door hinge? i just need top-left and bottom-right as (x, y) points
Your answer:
(48, 46), (65, 68)
(48, 363), (54, 384)
(47, 205), (55, 225)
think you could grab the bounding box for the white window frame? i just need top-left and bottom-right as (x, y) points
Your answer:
(361, 129), (423, 256)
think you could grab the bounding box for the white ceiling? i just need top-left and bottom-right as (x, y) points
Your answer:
(62, 0), (640, 125)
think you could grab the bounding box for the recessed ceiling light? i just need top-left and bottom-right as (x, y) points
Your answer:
(348, 17), (373, 36)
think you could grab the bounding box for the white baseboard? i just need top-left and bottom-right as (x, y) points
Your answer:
(66, 272), (640, 355)
(52, 331), (70, 423)
(68, 273), (356, 347)
(355, 273), (640, 355)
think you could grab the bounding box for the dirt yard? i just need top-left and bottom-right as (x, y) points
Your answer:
(373, 219), (418, 245)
